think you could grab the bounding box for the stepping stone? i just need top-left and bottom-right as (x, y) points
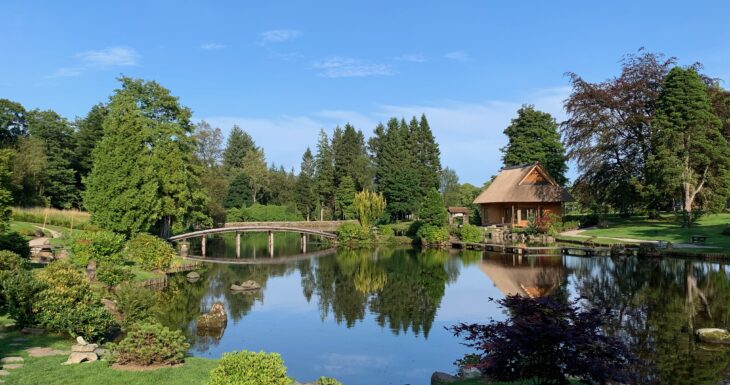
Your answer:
(11, 338), (28, 342)
(0, 357), (23, 364)
(0, 370), (8, 376)
(8, 343), (20, 347)
(2, 364), (22, 370)
(27, 347), (69, 357)
(20, 327), (45, 336)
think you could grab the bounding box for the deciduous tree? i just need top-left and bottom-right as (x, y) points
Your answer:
(0, 99), (27, 147)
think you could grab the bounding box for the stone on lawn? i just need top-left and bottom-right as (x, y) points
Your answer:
(0, 357), (23, 364)
(76, 336), (88, 345)
(64, 352), (98, 365)
(696, 328), (730, 344)
(20, 327), (45, 335)
(72, 343), (98, 353)
(0, 370), (9, 376)
(459, 366), (482, 379)
(431, 371), (458, 384)
(2, 364), (22, 370)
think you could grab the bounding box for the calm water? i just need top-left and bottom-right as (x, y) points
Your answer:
(157, 234), (730, 385)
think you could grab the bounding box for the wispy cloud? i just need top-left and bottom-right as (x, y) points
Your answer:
(200, 43), (226, 50)
(259, 29), (302, 45)
(50, 46), (139, 78)
(444, 50), (469, 62)
(313, 56), (394, 78)
(393, 53), (427, 63)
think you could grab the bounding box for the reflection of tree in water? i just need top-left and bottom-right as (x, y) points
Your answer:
(572, 257), (730, 385)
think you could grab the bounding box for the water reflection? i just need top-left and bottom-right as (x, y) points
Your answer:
(150, 246), (730, 385)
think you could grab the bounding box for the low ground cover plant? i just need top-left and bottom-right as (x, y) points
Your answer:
(207, 350), (290, 385)
(112, 322), (189, 366)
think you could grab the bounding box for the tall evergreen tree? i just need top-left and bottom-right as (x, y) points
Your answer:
(74, 103), (108, 182)
(222, 125), (257, 172)
(295, 148), (317, 220)
(377, 118), (420, 219)
(335, 175), (357, 220)
(224, 173), (252, 208)
(0, 99), (27, 148)
(83, 77), (209, 237)
(651, 67), (730, 226)
(10, 137), (46, 206)
(502, 105), (568, 185)
(332, 124), (371, 190)
(412, 114), (442, 194)
(314, 129), (335, 220)
(26, 109), (78, 208)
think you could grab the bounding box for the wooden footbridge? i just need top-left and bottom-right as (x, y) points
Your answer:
(168, 225), (337, 258)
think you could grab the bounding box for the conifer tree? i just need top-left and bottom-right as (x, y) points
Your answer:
(652, 67), (730, 226)
(419, 188), (448, 227)
(501, 105), (567, 185)
(74, 104), (108, 183)
(222, 125), (257, 172)
(224, 173), (252, 208)
(412, 114), (441, 195)
(314, 129), (335, 219)
(332, 124), (371, 190)
(377, 118), (420, 219)
(335, 175), (356, 220)
(295, 148), (317, 220)
(83, 77), (209, 236)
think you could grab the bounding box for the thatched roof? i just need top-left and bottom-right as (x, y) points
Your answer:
(473, 162), (573, 204)
(448, 207), (470, 214)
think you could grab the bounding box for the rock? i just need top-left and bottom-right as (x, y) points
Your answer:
(230, 280), (261, 291)
(20, 327), (45, 335)
(27, 347), (69, 357)
(0, 357), (23, 364)
(76, 336), (88, 345)
(459, 366), (482, 379)
(197, 302), (228, 331)
(93, 348), (110, 357)
(64, 352), (98, 365)
(431, 371), (458, 384)
(0, 370), (9, 376)
(186, 271), (200, 283)
(696, 328), (730, 344)
(72, 343), (98, 353)
(2, 364), (22, 370)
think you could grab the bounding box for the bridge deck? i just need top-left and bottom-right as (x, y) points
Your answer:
(168, 226), (337, 242)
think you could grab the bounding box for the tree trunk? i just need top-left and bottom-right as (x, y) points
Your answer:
(160, 215), (172, 239)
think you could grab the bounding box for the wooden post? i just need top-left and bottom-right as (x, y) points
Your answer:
(235, 232), (241, 258)
(268, 231), (274, 257)
(201, 235), (207, 257)
(300, 233), (307, 253)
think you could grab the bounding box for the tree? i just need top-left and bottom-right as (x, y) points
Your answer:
(502, 105), (567, 186)
(193, 121), (223, 169)
(241, 148), (268, 204)
(335, 176), (356, 220)
(419, 188), (448, 227)
(314, 130), (335, 220)
(0, 149), (14, 232)
(440, 167), (461, 207)
(651, 67), (729, 226)
(411, 115), (441, 195)
(26, 109), (78, 208)
(295, 148), (317, 220)
(0, 99), (27, 147)
(10, 137), (46, 206)
(224, 173), (252, 208)
(376, 119), (420, 220)
(353, 190), (386, 229)
(74, 104), (108, 182)
(332, 124), (371, 191)
(83, 77), (209, 237)
(222, 125), (256, 173)
(562, 50), (676, 213)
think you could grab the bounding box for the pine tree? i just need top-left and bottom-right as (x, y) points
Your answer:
(377, 118), (420, 219)
(224, 173), (252, 208)
(222, 125), (257, 173)
(295, 148), (317, 220)
(314, 129), (335, 220)
(332, 124), (371, 190)
(83, 77), (209, 236)
(652, 67), (730, 226)
(413, 114), (441, 195)
(74, 104), (108, 182)
(419, 188), (448, 227)
(335, 175), (357, 220)
(501, 105), (568, 185)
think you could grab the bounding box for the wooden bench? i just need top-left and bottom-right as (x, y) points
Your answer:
(691, 235), (707, 244)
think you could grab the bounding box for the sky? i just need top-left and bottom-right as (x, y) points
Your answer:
(2, 1), (730, 185)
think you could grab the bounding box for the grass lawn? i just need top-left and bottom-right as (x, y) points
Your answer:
(578, 213), (730, 249)
(556, 235), (639, 246)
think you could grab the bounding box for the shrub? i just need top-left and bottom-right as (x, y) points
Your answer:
(111, 322), (189, 366)
(416, 224), (449, 245)
(336, 223), (371, 243)
(34, 261), (115, 341)
(450, 295), (634, 385)
(70, 230), (126, 266)
(227, 203), (303, 222)
(377, 225), (395, 238)
(96, 264), (134, 287)
(723, 226), (730, 236)
(419, 189), (448, 227)
(459, 224), (484, 243)
(0, 269), (44, 327)
(207, 350), (290, 385)
(114, 282), (156, 328)
(316, 377), (343, 385)
(406, 220), (424, 237)
(0, 231), (31, 258)
(126, 234), (176, 271)
(0, 250), (24, 271)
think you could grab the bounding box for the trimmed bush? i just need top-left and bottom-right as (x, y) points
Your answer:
(316, 377), (343, 385)
(336, 223), (371, 243)
(114, 282), (156, 328)
(459, 224), (484, 243)
(416, 224), (449, 245)
(126, 234), (176, 271)
(34, 261), (115, 341)
(96, 264), (135, 287)
(70, 230), (126, 266)
(0, 231), (31, 258)
(112, 322), (189, 366)
(0, 250), (24, 271)
(0, 269), (44, 327)
(208, 350), (290, 385)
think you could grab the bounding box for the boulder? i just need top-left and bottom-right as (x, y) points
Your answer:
(197, 302), (228, 331)
(72, 343), (98, 353)
(459, 366), (482, 379)
(696, 328), (730, 344)
(64, 352), (98, 365)
(431, 371), (458, 384)
(186, 271), (200, 283)
(0, 357), (23, 364)
(230, 280), (261, 291)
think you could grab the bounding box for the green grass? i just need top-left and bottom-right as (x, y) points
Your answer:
(578, 213), (730, 248)
(556, 235), (638, 246)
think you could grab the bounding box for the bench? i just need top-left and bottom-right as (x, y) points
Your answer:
(691, 235), (707, 244)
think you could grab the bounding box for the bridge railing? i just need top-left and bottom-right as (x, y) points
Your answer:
(224, 220), (355, 232)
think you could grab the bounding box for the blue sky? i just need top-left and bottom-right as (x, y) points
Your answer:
(2, 1), (729, 184)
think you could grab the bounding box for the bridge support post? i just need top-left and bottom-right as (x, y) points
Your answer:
(300, 233), (307, 253)
(235, 232), (241, 258)
(268, 231), (274, 257)
(201, 235), (207, 257)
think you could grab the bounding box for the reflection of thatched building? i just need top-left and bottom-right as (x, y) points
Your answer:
(479, 255), (565, 298)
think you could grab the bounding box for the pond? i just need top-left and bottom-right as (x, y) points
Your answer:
(158, 234), (730, 385)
